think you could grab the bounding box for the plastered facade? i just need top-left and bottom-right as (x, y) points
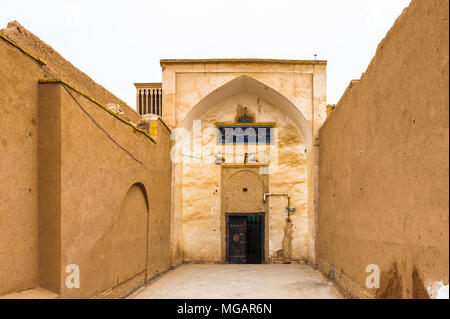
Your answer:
(161, 60), (327, 265)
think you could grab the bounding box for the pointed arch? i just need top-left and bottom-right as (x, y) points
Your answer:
(112, 182), (148, 285)
(180, 75), (313, 147)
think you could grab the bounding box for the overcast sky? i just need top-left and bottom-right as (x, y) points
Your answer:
(1, 0), (411, 109)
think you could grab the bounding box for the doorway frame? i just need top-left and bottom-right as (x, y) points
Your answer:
(220, 164), (269, 264)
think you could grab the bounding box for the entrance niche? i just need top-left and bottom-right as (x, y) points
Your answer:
(112, 183), (148, 285)
(221, 166), (268, 264)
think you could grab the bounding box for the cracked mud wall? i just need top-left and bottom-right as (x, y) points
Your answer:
(318, 0), (449, 298)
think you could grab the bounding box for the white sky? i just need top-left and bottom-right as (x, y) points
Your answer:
(1, 0), (411, 109)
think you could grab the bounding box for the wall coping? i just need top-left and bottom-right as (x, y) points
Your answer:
(39, 79), (157, 144)
(160, 58), (327, 66)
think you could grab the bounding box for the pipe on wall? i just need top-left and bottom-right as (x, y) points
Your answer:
(263, 193), (288, 202)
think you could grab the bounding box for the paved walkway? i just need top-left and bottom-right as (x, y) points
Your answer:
(129, 264), (343, 299)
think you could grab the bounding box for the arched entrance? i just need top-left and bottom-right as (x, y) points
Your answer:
(112, 183), (149, 285)
(171, 73), (320, 264)
(180, 75), (313, 148)
(222, 167), (268, 264)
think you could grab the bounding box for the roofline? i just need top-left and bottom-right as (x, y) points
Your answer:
(134, 82), (162, 88)
(335, 79), (360, 106)
(160, 58), (327, 66)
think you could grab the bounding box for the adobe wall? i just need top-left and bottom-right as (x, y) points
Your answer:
(1, 21), (140, 124)
(0, 23), (42, 297)
(0, 22), (172, 298)
(318, 0), (449, 298)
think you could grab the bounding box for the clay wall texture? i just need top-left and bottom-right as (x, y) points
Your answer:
(0, 22), (172, 298)
(1, 0), (447, 299)
(317, 0), (449, 298)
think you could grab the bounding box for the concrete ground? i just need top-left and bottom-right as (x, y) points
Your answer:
(129, 264), (343, 299)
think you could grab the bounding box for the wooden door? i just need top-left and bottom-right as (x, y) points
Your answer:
(226, 215), (247, 264)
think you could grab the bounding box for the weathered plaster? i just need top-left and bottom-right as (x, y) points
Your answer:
(174, 84), (321, 263)
(317, 0), (449, 299)
(0, 22), (173, 298)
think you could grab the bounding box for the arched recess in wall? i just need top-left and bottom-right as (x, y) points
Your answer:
(180, 75), (312, 147)
(112, 183), (149, 286)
